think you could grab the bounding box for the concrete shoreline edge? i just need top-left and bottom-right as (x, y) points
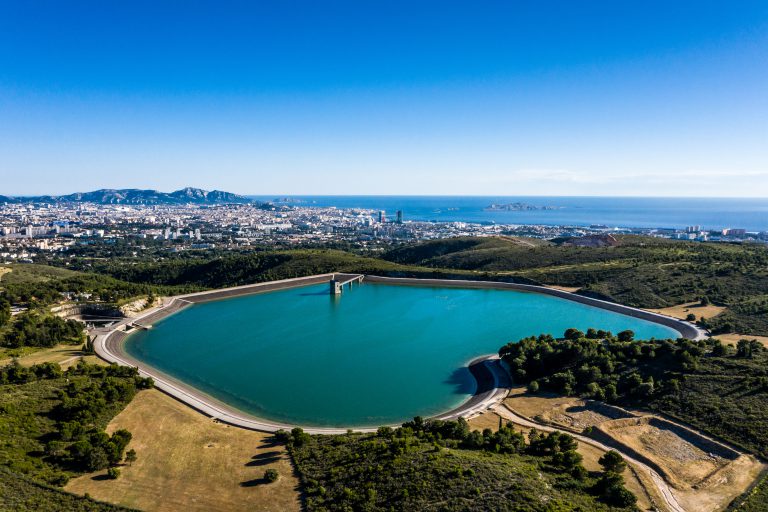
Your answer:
(93, 273), (706, 435)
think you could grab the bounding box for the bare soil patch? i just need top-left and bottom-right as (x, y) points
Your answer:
(503, 387), (766, 512)
(65, 389), (301, 512)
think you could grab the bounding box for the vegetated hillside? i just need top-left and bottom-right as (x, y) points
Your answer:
(0, 467), (136, 512)
(0, 263), (189, 306)
(0, 361), (151, 485)
(499, 330), (768, 459)
(384, 236), (768, 335)
(729, 476), (768, 512)
(87, 249), (533, 290)
(284, 420), (636, 511)
(0, 361), (151, 510)
(89, 250), (403, 288)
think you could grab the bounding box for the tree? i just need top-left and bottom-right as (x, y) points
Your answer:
(0, 298), (10, 328)
(87, 447), (110, 471)
(617, 330), (634, 342)
(107, 467), (120, 479)
(124, 448), (137, 466)
(291, 427), (311, 447)
(598, 450), (627, 474)
(564, 328), (584, 341)
(737, 339), (762, 358)
(711, 340), (728, 356)
(264, 469), (279, 483)
(686, 313), (696, 322)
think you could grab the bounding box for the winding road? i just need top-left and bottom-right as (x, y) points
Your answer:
(494, 404), (686, 512)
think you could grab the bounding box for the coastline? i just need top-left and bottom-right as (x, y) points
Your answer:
(94, 273), (705, 434)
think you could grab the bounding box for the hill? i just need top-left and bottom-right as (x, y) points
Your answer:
(0, 187), (250, 205)
(384, 236), (768, 335)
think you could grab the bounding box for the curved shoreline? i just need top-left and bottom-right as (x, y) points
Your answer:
(93, 273), (705, 434)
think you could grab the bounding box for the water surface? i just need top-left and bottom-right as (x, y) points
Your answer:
(249, 195), (768, 231)
(126, 283), (678, 427)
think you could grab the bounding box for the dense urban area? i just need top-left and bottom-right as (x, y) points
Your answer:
(1, 191), (764, 264)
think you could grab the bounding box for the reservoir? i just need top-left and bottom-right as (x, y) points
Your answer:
(125, 282), (679, 428)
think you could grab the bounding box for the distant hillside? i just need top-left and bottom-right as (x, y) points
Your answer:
(384, 235), (768, 335)
(0, 187), (251, 205)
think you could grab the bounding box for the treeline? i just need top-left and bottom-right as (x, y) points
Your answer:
(499, 329), (768, 457)
(283, 417), (636, 510)
(0, 360), (151, 485)
(1, 313), (84, 348)
(79, 249), (399, 288)
(1, 274), (183, 307)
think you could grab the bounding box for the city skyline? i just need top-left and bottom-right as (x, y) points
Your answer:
(2, 1), (767, 197)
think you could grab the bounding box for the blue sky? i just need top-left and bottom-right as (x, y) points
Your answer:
(1, 1), (766, 196)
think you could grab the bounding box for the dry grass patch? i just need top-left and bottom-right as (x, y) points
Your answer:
(65, 389), (301, 512)
(714, 333), (768, 348)
(0, 266), (10, 281)
(546, 285), (581, 293)
(647, 301), (725, 321)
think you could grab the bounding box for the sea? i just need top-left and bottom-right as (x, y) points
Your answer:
(248, 196), (768, 232)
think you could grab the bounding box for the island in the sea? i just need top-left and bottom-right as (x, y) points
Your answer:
(483, 202), (561, 212)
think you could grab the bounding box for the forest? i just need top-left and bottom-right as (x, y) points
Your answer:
(284, 418), (636, 511)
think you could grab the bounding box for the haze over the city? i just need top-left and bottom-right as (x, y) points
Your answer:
(1, 1), (766, 197)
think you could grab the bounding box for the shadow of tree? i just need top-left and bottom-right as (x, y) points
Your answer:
(444, 366), (476, 395)
(246, 456), (282, 467)
(240, 477), (268, 487)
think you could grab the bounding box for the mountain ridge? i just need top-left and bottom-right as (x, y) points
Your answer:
(0, 187), (251, 205)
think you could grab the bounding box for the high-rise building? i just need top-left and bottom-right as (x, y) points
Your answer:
(396, 210), (403, 224)
(378, 210), (386, 223)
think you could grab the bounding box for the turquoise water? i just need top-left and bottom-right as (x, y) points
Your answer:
(125, 283), (679, 427)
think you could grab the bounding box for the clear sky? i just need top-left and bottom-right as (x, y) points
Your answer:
(1, 1), (766, 196)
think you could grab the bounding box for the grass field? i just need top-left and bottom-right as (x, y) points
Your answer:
(65, 389), (301, 512)
(0, 343), (101, 368)
(715, 333), (768, 349)
(647, 301), (726, 321)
